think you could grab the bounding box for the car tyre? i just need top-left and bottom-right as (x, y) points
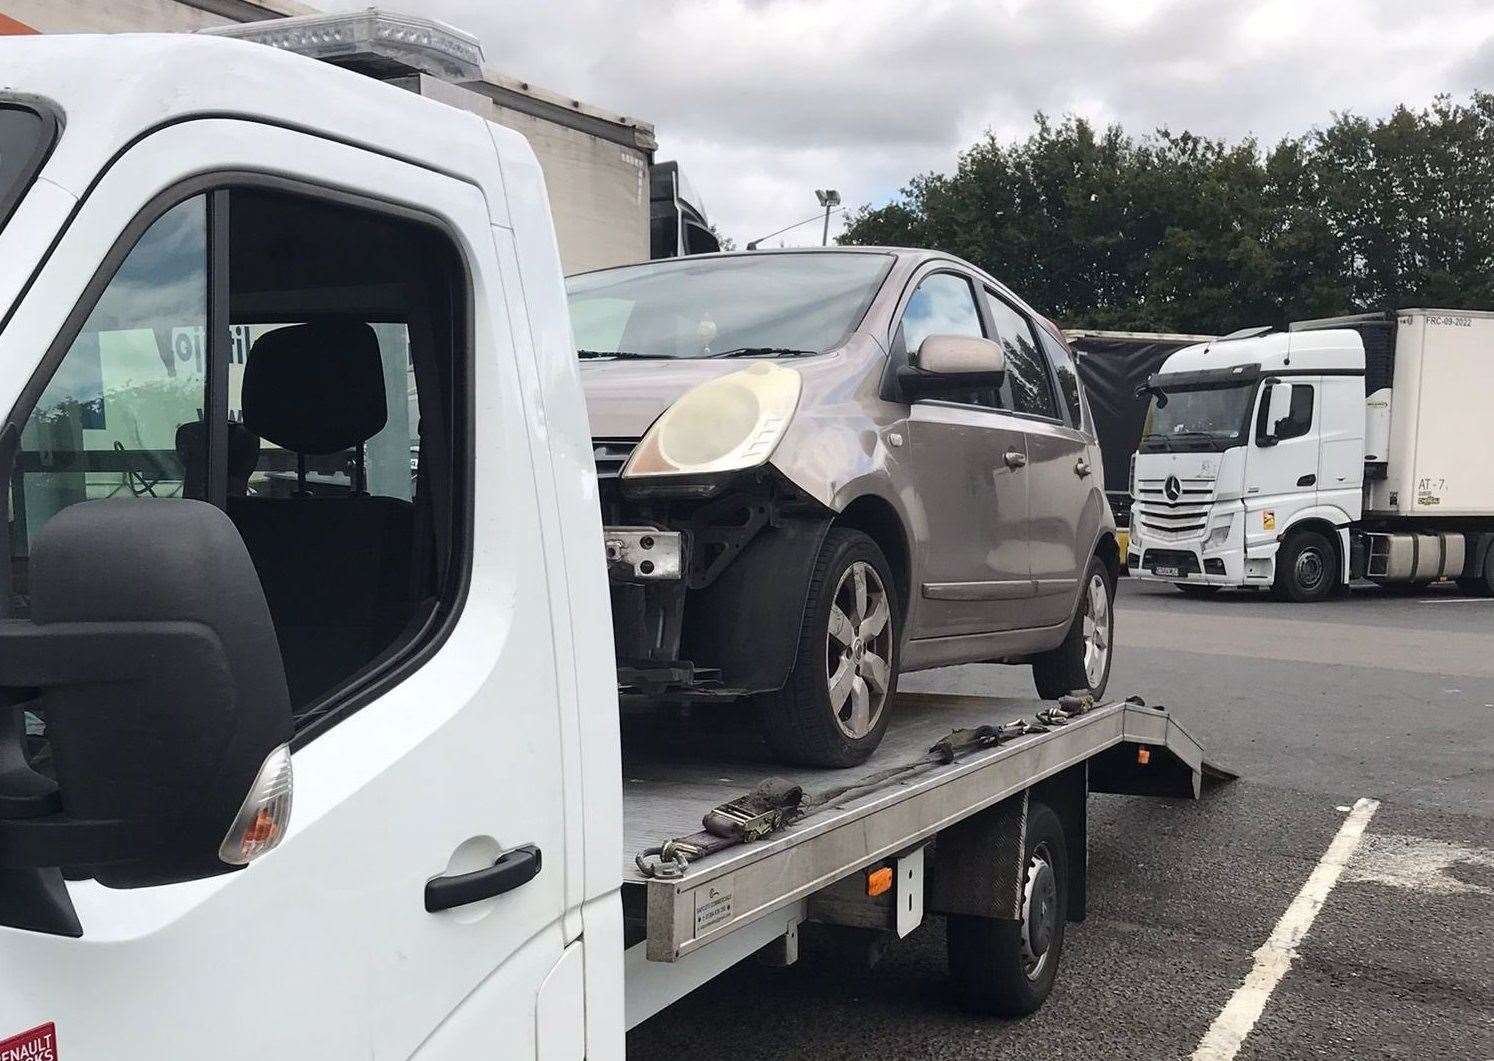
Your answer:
(1271, 529), (1338, 602)
(758, 528), (899, 768)
(947, 801), (1068, 1017)
(1031, 556), (1113, 701)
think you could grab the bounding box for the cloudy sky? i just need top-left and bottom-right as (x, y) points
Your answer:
(324, 0), (1494, 248)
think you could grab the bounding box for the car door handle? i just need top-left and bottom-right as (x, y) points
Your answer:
(1004, 449), (1028, 470)
(1074, 458), (1092, 478)
(425, 844), (542, 912)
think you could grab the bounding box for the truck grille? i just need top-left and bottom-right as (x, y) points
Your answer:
(593, 438), (638, 481)
(1133, 477), (1215, 540)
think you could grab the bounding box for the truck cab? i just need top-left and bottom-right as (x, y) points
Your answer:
(1128, 329), (1366, 600)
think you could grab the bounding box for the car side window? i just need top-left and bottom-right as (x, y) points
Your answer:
(1038, 329), (1085, 428)
(901, 272), (983, 354)
(984, 291), (1059, 420)
(899, 272), (1000, 408)
(9, 196), (208, 616)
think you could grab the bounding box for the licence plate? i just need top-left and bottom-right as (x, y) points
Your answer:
(1154, 565), (1180, 577)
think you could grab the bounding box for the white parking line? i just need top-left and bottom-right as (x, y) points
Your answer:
(1191, 797), (1381, 1061)
(1418, 597), (1494, 604)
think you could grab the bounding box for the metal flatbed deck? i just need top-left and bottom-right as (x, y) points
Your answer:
(622, 692), (1209, 962)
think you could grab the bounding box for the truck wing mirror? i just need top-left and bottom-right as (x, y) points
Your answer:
(0, 500), (292, 936)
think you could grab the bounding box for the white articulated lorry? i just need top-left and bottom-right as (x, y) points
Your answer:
(0, 23), (1225, 1061)
(1128, 311), (1494, 601)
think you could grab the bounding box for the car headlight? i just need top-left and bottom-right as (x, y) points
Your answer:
(623, 362), (802, 480)
(1204, 516), (1234, 549)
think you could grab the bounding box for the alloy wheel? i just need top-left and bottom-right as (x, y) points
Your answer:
(825, 560), (894, 739)
(1081, 572), (1110, 688)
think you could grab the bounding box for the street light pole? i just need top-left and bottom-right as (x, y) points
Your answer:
(815, 188), (841, 246)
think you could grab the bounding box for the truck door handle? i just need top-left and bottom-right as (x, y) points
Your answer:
(425, 844), (542, 912)
(1074, 458), (1091, 478)
(1004, 449), (1028, 470)
(1297, 474), (1316, 487)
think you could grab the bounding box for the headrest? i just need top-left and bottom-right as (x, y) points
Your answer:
(174, 419), (262, 499)
(242, 321), (387, 454)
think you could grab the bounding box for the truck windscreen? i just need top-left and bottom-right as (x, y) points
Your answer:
(1138, 383), (1256, 452)
(566, 251), (894, 360)
(0, 102), (57, 233)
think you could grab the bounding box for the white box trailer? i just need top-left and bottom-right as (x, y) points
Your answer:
(1127, 310), (1494, 600)
(1355, 310), (1494, 518)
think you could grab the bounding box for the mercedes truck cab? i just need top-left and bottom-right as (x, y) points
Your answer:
(1129, 311), (1494, 602)
(1128, 327), (1366, 601)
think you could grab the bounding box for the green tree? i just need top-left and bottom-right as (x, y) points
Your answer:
(839, 94), (1494, 332)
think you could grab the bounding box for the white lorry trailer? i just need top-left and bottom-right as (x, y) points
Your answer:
(1128, 311), (1494, 601)
(0, 29), (1224, 1060)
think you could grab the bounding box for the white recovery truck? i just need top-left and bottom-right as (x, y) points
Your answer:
(1128, 311), (1494, 601)
(0, 29), (1226, 1060)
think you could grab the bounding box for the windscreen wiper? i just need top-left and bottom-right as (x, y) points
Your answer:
(576, 349), (674, 360)
(707, 347), (818, 358)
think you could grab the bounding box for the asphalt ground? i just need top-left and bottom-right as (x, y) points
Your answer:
(628, 577), (1494, 1059)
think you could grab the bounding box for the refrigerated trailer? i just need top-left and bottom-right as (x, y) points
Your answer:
(1127, 310), (1494, 600)
(0, 27), (1229, 1059)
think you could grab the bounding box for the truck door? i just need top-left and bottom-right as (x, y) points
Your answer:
(900, 269), (1031, 635)
(1245, 378), (1320, 515)
(0, 120), (572, 1059)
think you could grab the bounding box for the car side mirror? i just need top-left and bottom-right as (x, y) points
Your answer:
(0, 499), (292, 935)
(898, 334), (1006, 399)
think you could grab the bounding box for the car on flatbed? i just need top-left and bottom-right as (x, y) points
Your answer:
(570, 249), (1121, 765)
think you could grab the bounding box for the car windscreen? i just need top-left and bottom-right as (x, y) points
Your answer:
(566, 252), (893, 360)
(0, 103), (59, 234)
(1138, 382), (1257, 452)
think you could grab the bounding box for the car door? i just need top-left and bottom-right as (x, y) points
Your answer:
(983, 290), (1097, 627)
(900, 269), (1031, 636)
(0, 119), (571, 1060)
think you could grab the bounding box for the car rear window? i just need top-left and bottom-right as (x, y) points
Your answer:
(0, 102), (58, 233)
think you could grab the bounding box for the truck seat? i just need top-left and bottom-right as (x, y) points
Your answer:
(233, 320), (416, 708)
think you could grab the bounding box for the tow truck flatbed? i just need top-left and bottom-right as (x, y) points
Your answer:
(620, 692), (1223, 1028)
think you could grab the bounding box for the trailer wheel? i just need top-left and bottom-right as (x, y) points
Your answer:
(1271, 528), (1338, 602)
(947, 802), (1068, 1017)
(758, 528), (899, 767)
(1032, 556), (1113, 700)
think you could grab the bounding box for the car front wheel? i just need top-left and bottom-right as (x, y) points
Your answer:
(758, 528), (899, 767)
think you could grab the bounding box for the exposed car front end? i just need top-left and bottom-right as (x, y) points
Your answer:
(568, 251), (896, 704)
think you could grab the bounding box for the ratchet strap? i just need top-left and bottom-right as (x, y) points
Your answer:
(634, 693), (1128, 880)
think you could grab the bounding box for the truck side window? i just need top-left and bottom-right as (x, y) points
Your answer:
(8, 183), (467, 725)
(9, 195), (208, 616)
(984, 291), (1059, 420)
(1269, 383), (1315, 442)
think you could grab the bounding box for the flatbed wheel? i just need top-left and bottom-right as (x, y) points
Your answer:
(947, 802), (1068, 1017)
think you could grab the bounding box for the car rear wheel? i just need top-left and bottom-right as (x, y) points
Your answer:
(758, 528), (899, 767)
(1031, 556), (1113, 701)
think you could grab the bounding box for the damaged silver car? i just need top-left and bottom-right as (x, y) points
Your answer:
(569, 248), (1118, 766)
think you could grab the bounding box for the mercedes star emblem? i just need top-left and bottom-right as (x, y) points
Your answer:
(1164, 475), (1183, 502)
